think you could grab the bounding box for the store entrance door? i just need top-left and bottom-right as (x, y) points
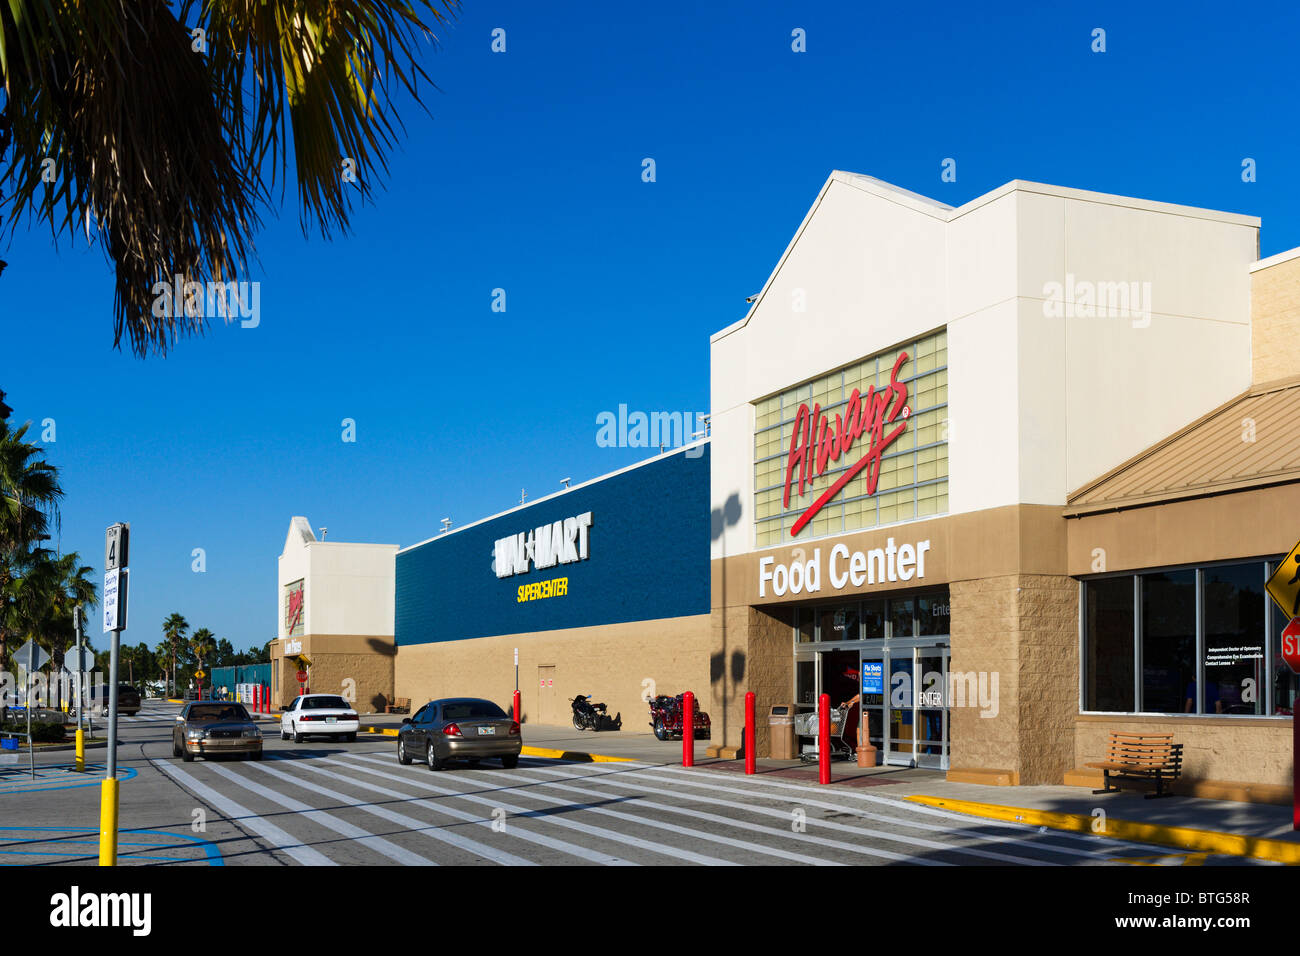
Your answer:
(885, 644), (950, 770)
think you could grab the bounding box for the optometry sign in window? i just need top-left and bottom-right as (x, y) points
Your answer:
(753, 330), (948, 545)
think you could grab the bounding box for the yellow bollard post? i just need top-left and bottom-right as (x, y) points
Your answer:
(75, 727), (85, 772)
(98, 778), (119, 866)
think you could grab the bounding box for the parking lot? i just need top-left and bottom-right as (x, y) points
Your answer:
(0, 700), (1275, 866)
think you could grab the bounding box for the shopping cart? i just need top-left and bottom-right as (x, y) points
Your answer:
(794, 706), (855, 762)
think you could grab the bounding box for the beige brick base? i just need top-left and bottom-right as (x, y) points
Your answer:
(393, 614), (711, 730)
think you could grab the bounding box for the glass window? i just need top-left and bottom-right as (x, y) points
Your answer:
(889, 597), (915, 640)
(1141, 571), (1196, 713)
(302, 695), (349, 710)
(1202, 564), (1266, 715)
(819, 604), (860, 642)
(861, 600), (886, 640)
(751, 329), (949, 545)
(916, 591), (950, 636)
(797, 607), (815, 644)
(796, 659), (816, 707)
(442, 700), (507, 720)
(1085, 577), (1135, 712)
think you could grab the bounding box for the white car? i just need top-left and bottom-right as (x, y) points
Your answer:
(280, 694), (360, 743)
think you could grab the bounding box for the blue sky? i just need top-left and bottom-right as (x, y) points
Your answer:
(3, 0), (1298, 653)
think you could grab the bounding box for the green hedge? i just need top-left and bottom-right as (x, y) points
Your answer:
(0, 720), (67, 743)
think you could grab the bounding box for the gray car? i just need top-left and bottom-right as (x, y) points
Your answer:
(397, 698), (521, 770)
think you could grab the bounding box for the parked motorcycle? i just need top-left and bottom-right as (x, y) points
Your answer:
(648, 693), (711, 741)
(570, 694), (620, 732)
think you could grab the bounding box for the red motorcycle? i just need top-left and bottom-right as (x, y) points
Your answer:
(648, 693), (711, 741)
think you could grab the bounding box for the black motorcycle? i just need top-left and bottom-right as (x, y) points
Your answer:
(570, 694), (620, 732)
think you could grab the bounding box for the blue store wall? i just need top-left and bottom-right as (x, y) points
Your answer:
(396, 444), (710, 646)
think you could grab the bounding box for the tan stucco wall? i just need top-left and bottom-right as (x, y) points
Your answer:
(270, 634), (395, 713)
(1075, 715), (1292, 786)
(947, 574), (1078, 785)
(946, 574), (1076, 785)
(708, 604), (794, 756)
(1251, 254), (1300, 385)
(393, 614), (711, 730)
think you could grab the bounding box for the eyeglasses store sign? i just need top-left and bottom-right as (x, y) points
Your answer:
(758, 538), (932, 598)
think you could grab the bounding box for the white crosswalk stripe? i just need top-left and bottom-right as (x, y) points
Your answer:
(267, 754), (634, 865)
(149, 745), (1248, 866)
(508, 762), (1070, 864)
(154, 760), (334, 866)
(340, 753), (741, 865)
(205, 763), (437, 866)
(473, 764), (930, 863)
(478, 764), (947, 865)
(249, 756), (538, 865)
(639, 763), (1168, 857)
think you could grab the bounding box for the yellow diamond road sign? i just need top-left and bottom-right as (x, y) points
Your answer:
(1265, 538), (1300, 619)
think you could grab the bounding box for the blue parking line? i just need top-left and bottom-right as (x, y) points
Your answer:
(0, 765), (137, 794)
(0, 826), (223, 866)
(0, 849), (199, 862)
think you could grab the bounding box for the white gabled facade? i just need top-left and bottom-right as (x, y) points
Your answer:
(276, 517), (397, 640)
(710, 171), (1259, 559)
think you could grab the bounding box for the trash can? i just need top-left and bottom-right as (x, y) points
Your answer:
(769, 704), (796, 760)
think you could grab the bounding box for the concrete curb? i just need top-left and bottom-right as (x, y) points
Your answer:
(519, 745), (634, 764)
(357, 728), (634, 763)
(1, 739), (108, 754)
(905, 794), (1300, 865)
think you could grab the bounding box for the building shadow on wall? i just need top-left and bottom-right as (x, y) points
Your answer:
(711, 492), (743, 745)
(365, 637), (398, 713)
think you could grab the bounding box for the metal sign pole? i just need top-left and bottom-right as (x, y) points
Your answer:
(73, 606), (85, 772)
(99, 522), (128, 866)
(25, 665), (33, 779)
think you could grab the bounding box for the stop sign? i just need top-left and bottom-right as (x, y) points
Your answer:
(296, 669), (308, 683)
(1282, 618), (1300, 675)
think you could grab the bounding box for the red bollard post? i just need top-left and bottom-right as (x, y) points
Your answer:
(744, 692), (756, 775)
(682, 691), (695, 767)
(513, 689), (522, 724)
(818, 693), (831, 785)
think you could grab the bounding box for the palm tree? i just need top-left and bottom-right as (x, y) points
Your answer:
(154, 639), (175, 699)
(161, 613), (189, 698)
(0, 415), (64, 675)
(0, 1), (456, 356)
(27, 550), (96, 709)
(189, 628), (217, 698)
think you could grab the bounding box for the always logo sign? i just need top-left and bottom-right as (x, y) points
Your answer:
(782, 352), (912, 537)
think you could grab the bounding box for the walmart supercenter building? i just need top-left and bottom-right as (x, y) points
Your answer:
(274, 172), (1300, 801)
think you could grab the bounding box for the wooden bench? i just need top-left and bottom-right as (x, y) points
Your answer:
(1087, 732), (1183, 799)
(384, 696), (410, 715)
